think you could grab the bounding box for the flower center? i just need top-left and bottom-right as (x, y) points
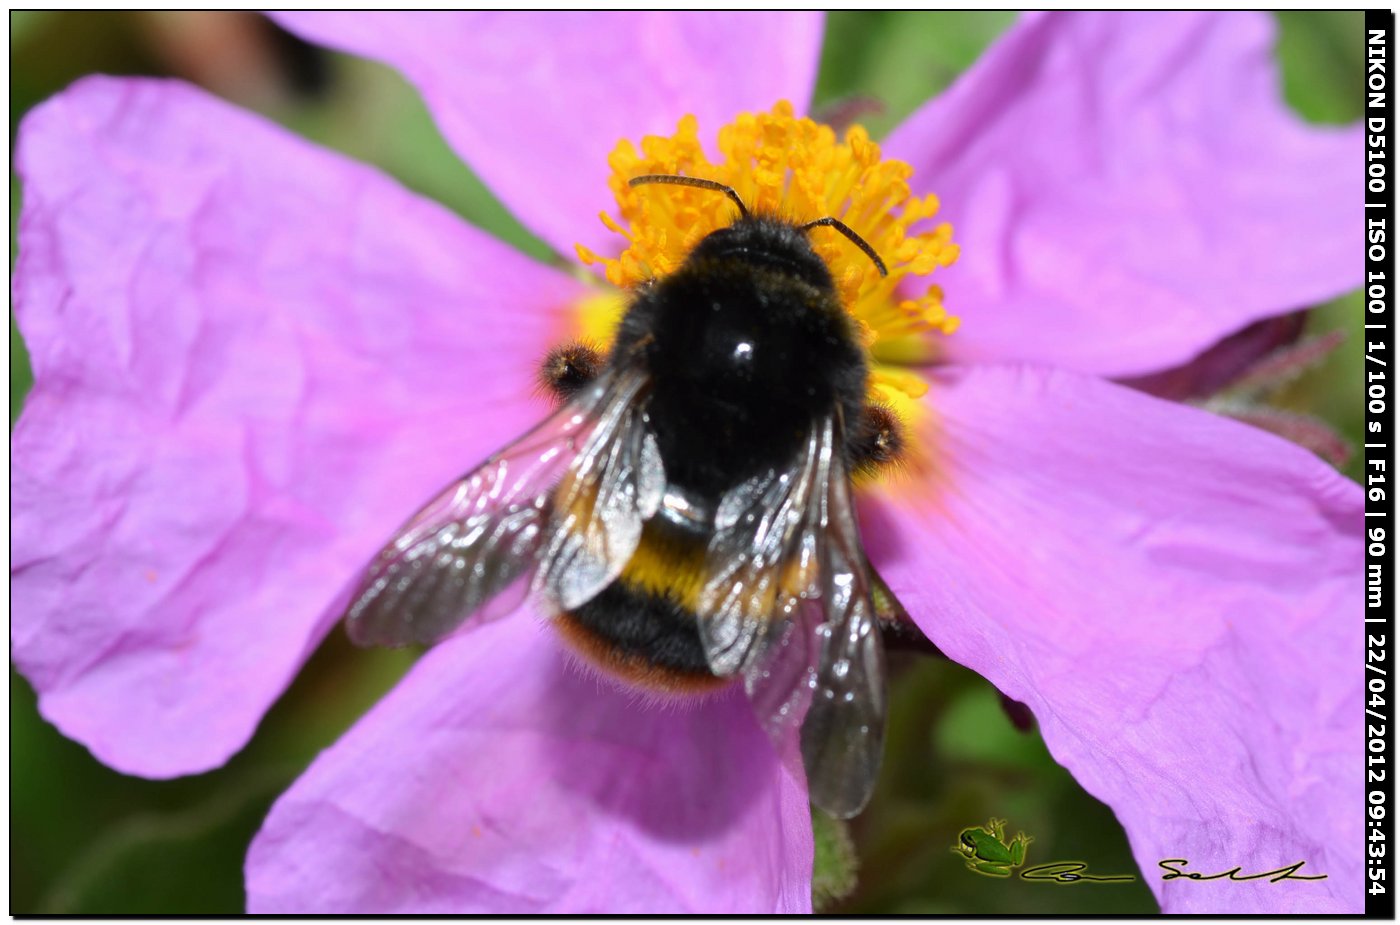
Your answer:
(569, 101), (959, 491)
(577, 101), (958, 377)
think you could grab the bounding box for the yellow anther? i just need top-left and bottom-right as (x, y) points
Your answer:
(871, 367), (932, 401)
(578, 101), (960, 411)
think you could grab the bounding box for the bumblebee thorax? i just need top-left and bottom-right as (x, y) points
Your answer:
(611, 217), (867, 497)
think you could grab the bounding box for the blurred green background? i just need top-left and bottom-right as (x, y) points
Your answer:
(10, 11), (1365, 915)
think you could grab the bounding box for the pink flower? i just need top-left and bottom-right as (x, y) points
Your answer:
(11, 11), (1361, 914)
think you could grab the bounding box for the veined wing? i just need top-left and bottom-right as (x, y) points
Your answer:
(534, 371), (664, 610)
(346, 364), (661, 646)
(796, 415), (886, 818)
(697, 425), (827, 676)
(698, 413), (886, 818)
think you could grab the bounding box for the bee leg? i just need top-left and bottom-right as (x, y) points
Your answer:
(537, 340), (603, 402)
(849, 403), (906, 479)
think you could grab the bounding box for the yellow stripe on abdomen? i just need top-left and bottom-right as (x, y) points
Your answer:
(616, 518), (708, 611)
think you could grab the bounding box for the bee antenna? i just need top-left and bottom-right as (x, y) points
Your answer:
(799, 217), (888, 277)
(628, 175), (749, 219)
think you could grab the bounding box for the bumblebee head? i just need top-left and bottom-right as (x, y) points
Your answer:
(685, 216), (836, 294)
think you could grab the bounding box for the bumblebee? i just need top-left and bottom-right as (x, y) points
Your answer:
(345, 176), (912, 818)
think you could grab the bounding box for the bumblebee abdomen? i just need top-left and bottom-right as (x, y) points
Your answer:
(554, 515), (727, 693)
(556, 583), (724, 693)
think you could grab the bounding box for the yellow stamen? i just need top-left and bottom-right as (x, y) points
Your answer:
(871, 367), (931, 400)
(576, 102), (959, 403)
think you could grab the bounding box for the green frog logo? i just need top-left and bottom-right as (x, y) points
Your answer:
(952, 818), (1033, 878)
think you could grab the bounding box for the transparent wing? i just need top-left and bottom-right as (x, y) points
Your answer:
(797, 416), (886, 819)
(698, 415), (886, 818)
(697, 427), (826, 676)
(534, 375), (664, 610)
(345, 364), (660, 647)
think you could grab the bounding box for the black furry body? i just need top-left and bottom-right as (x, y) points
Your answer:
(610, 217), (868, 498)
(556, 217), (869, 689)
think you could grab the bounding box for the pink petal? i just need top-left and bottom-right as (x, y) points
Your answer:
(862, 364), (1362, 913)
(886, 12), (1361, 378)
(270, 12), (825, 261)
(245, 613), (813, 913)
(12, 76), (587, 777)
